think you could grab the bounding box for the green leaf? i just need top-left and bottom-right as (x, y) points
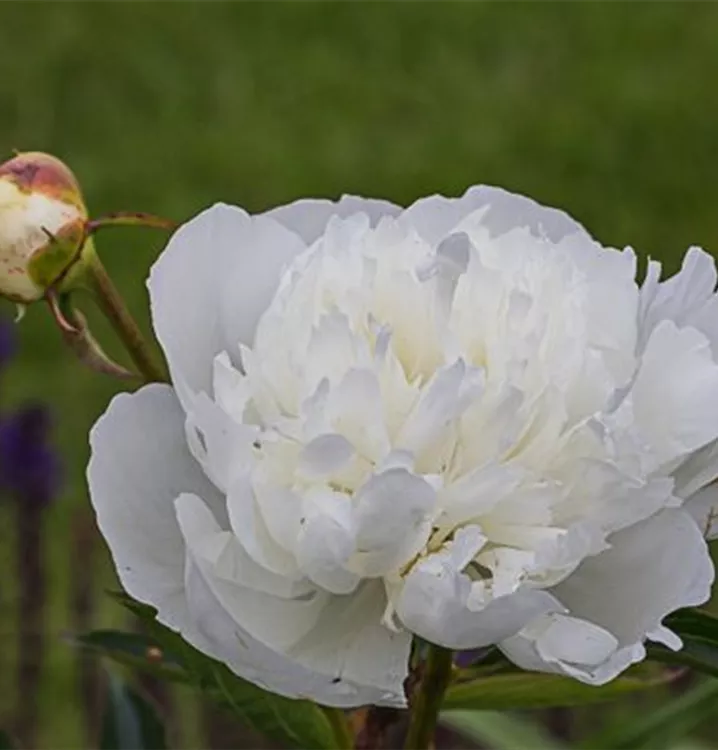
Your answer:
(97, 592), (347, 749)
(663, 608), (718, 641)
(71, 630), (187, 683)
(441, 710), (566, 750)
(0, 730), (16, 749)
(668, 743), (716, 750)
(207, 662), (347, 750)
(443, 665), (669, 711)
(647, 608), (718, 679)
(647, 639), (718, 679)
(579, 679), (718, 750)
(100, 672), (167, 750)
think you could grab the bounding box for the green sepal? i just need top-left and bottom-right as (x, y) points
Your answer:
(26, 218), (87, 290)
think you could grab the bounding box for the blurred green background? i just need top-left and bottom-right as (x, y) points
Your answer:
(1, 2), (718, 748)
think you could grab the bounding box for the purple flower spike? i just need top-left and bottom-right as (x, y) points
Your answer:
(0, 405), (61, 507)
(454, 647), (495, 669)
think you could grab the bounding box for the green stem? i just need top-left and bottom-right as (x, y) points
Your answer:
(323, 707), (353, 750)
(84, 246), (169, 384)
(404, 644), (453, 750)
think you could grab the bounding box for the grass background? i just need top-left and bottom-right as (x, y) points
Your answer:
(1, 2), (718, 747)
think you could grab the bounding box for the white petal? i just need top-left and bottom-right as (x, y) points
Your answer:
(553, 509), (714, 649)
(396, 526), (559, 649)
(503, 510), (714, 685)
(177, 494), (324, 649)
(296, 490), (361, 595)
(226, 475), (299, 577)
(439, 463), (525, 527)
(535, 614), (619, 665)
(639, 247), (718, 353)
(184, 557), (404, 707)
(178, 496), (409, 707)
(500, 614), (645, 685)
(648, 624), (683, 651)
(325, 368), (391, 463)
(625, 320), (718, 471)
(299, 434), (355, 478)
(286, 582), (411, 704)
(253, 481), (304, 552)
(684, 483), (718, 540)
(265, 195), (401, 245)
(561, 457), (675, 535)
(212, 351), (251, 424)
(87, 384), (225, 629)
(673, 439), (718, 499)
(148, 204), (305, 405)
(350, 469), (437, 577)
(175, 493), (311, 599)
(417, 232), (472, 324)
(400, 185), (591, 246)
(303, 313), (372, 395)
(396, 359), (484, 460)
(184, 391), (257, 493)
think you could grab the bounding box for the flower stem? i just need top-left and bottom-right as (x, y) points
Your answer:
(323, 707), (353, 750)
(404, 644), (453, 750)
(14, 496), (45, 749)
(84, 244), (169, 384)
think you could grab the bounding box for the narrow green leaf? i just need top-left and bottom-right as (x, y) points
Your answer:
(664, 742), (715, 750)
(72, 630), (187, 683)
(107, 591), (159, 622)
(442, 710), (566, 750)
(208, 662), (343, 750)
(579, 679), (718, 750)
(663, 608), (718, 642)
(443, 666), (668, 711)
(647, 637), (718, 679)
(100, 672), (167, 750)
(103, 591), (346, 749)
(646, 608), (718, 679)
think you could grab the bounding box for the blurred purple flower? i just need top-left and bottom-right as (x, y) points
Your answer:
(0, 318), (61, 507)
(454, 649), (486, 669)
(0, 316), (61, 749)
(0, 405), (61, 507)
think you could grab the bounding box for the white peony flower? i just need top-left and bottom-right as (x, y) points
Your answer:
(88, 187), (718, 707)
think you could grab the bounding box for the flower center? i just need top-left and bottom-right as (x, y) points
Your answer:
(208, 210), (665, 616)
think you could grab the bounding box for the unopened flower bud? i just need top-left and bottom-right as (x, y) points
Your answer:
(0, 152), (88, 303)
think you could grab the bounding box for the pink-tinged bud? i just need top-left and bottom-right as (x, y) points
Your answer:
(0, 152), (88, 303)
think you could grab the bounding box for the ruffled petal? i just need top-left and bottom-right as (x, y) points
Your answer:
(350, 468), (437, 577)
(265, 195), (401, 245)
(500, 614), (645, 685)
(614, 320), (718, 472)
(501, 509), (714, 684)
(639, 247), (718, 355)
(87, 384), (224, 629)
(554, 509), (713, 647)
(148, 203), (305, 406)
(296, 489), (361, 595)
(177, 493), (410, 707)
(396, 526), (559, 649)
(684, 483), (718, 540)
(400, 185), (591, 245)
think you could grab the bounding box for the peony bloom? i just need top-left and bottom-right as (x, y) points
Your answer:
(88, 188), (718, 707)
